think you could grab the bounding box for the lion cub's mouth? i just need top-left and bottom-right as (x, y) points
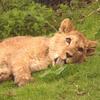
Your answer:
(53, 52), (74, 65)
(53, 57), (67, 65)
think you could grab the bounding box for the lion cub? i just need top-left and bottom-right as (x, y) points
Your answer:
(0, 32), (73, 86)
(0, 18), (97, 86)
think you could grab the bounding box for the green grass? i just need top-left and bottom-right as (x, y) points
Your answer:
(0, 55), (100, 100)
(0, 2), (100, 100)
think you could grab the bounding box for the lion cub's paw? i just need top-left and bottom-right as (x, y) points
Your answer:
(15, 76), (34, 87)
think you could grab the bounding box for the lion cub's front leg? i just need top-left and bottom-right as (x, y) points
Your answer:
(0, 63), (11, 82)
(12, 63), (32, 86)
(11, 53), (33, 86)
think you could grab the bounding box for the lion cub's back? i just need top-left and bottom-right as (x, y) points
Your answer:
(0, 36), (49, 62)
(0, 36), (49, 48)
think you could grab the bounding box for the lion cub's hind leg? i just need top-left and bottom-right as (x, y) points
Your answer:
(0, 63), (11, 82)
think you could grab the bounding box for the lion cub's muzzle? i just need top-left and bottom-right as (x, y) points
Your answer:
(53, 52), (73, 65)
(53, 57), (67, 65)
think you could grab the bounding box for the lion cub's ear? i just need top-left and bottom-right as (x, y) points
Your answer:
(86, 40), (97, 56)
(59, 18), (75, 33)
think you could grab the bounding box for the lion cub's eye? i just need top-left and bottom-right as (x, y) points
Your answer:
(66, 38), (71, 44)
(78, 47), (84, 52)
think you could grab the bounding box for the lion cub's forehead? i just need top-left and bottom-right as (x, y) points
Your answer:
(66, 35), (79, 42)
(54, 32), (85, 43)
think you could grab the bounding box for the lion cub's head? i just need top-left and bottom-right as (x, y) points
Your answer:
(59, 18), (97, 63)
(49, 18), (97, 64)
(49, 31), (86, 64)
